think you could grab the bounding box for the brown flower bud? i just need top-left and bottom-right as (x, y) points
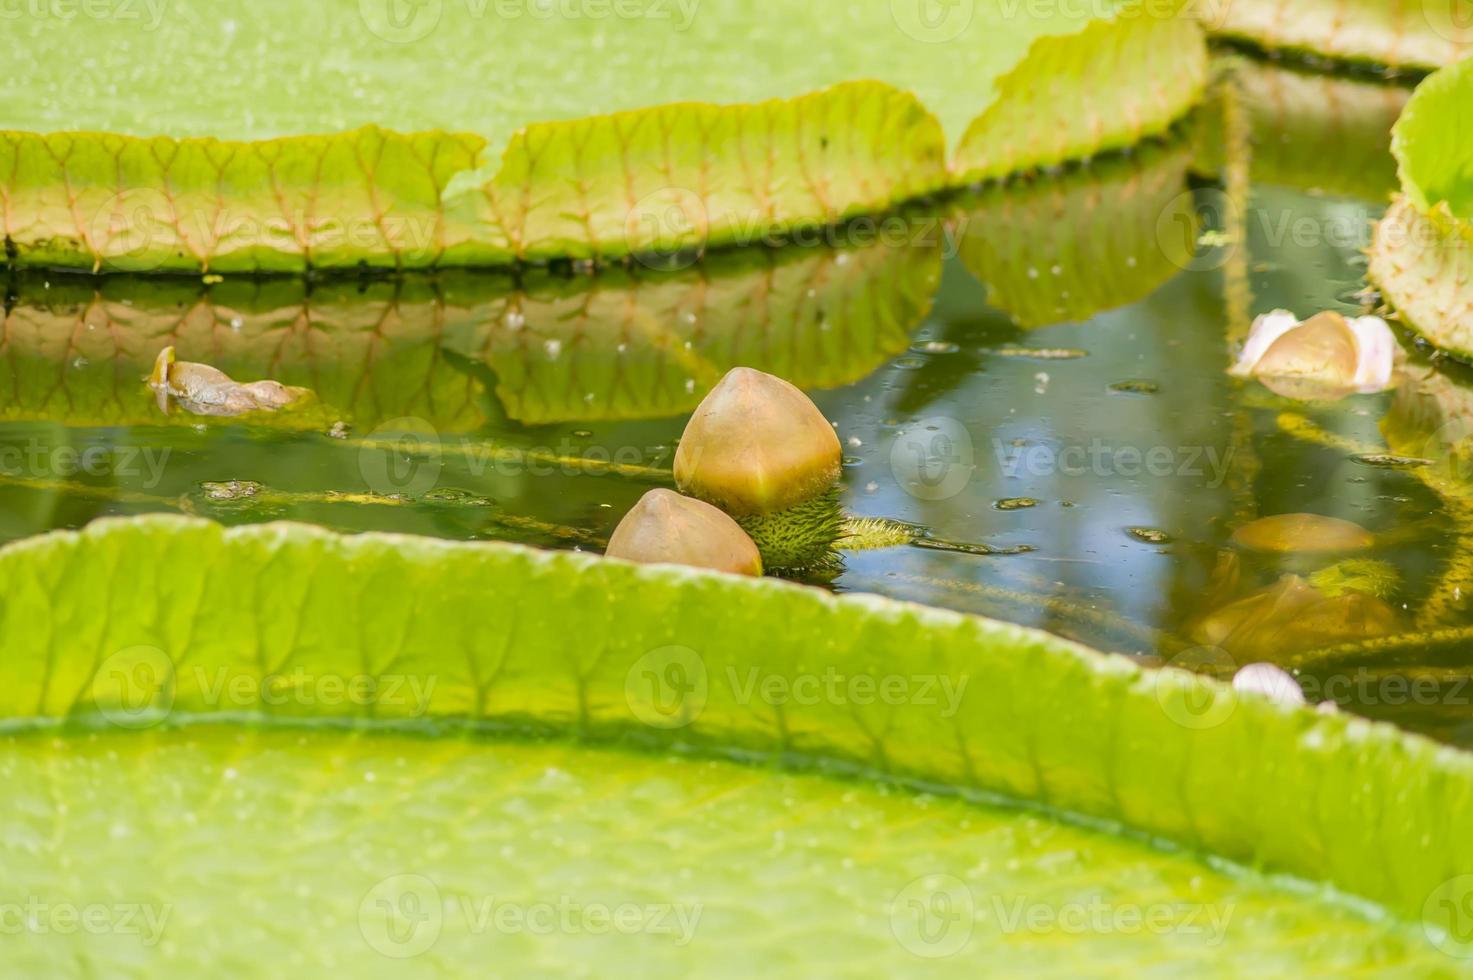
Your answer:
(1250, 312), (1361, 400)
(674, 368), (841, 516)
(605, 489), (762, 576)
(1191, 574), (1397, 659)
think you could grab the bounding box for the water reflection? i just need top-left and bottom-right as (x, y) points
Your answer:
(2, 239), (937, 431)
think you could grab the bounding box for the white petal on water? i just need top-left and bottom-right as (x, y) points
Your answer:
(1232, 662), (1306, 706)
(1345, 315), (1399, 392)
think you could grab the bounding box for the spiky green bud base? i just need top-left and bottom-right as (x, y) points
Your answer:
(837, 517), (919, 552)
(734, 486), (846, 576)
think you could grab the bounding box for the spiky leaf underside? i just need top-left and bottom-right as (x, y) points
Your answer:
(1368, 57), (1473, 355)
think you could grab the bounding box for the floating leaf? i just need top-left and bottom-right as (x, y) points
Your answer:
(1210, 0), (1473, 70)
(0, 515), (1463, 974)
(1368, 56), (1473, 356)
(2, 1), (1206, 273)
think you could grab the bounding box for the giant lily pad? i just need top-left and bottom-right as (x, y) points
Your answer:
(1210, 0), (1473, 71)
(0, 515), (1468, 973)
(1, 0), (1205, 273)
(1368, 56), (1473, 358)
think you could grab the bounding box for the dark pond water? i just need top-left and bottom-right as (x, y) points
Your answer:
(5, 61), (1471, 743)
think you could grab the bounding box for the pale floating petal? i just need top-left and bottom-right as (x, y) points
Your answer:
(1232, 662), (1306, 706)
(1345, 315), (1399, 392)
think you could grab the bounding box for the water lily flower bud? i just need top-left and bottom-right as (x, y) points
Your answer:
(1231, 310), (1399, 399)
(675, 367), (841, 516)
(1232, 662), (1306, 706)
(605, 489), (762, 576)
(1230, 513), (1374, 554)
(674, 368), (844, 573)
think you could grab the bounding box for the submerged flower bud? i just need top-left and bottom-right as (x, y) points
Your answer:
(1229, 513), (1374, 554)
(674, 367), (842, 517)
(1190, 574), (1398, 659)
(1231, 310), (1399, 399)
(604, 489), (763, 576)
